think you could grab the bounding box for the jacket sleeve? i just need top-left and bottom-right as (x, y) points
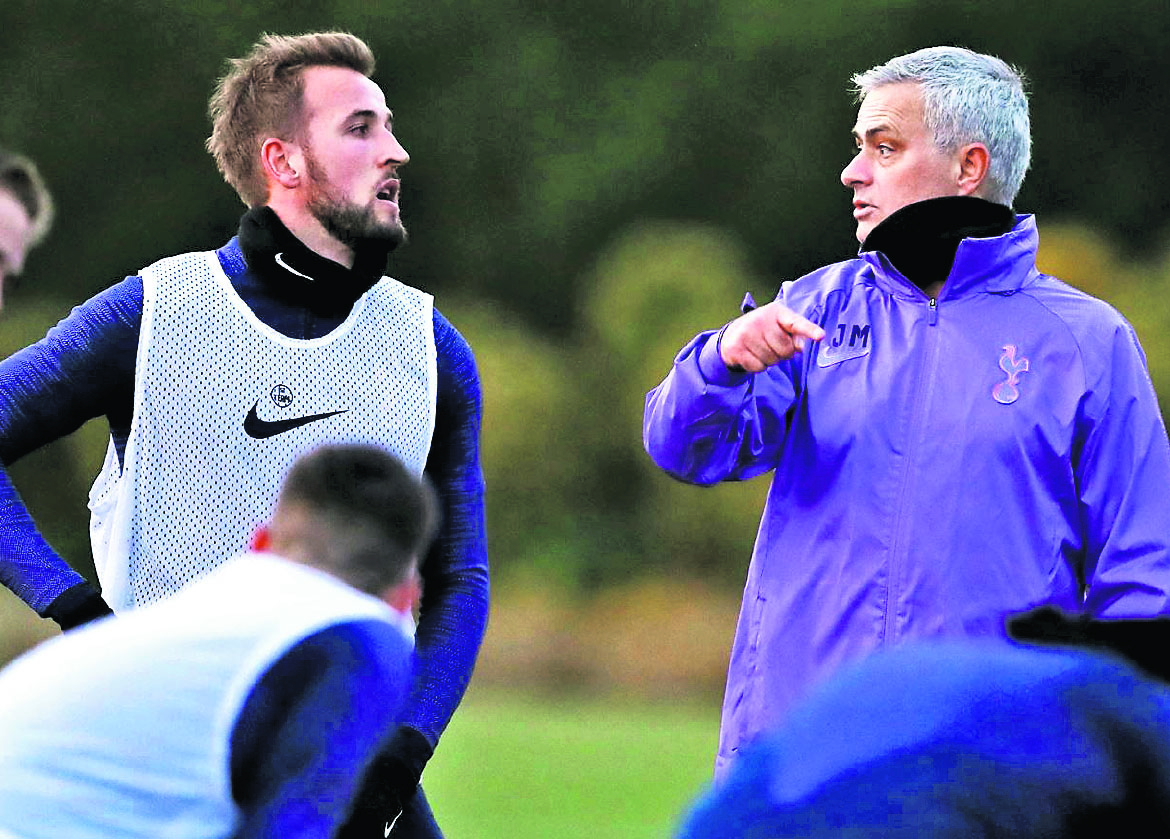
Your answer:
(0, 279), (141, 618)
(1078, 319), (1170, 617)
(642, 324), (800, 486)
(396, 308), (489, 748)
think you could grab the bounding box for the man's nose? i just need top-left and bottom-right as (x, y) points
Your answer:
(384, 132), (409, 168)
(841, 153), (867, 188)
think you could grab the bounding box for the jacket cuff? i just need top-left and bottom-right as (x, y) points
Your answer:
(699, 326), (750, 387)
(386, 724), (436, 784)
(357, 724), (436, 809)
(42, 582), (113, 631)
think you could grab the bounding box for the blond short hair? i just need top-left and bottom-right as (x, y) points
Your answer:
(206, 32), (376, 207)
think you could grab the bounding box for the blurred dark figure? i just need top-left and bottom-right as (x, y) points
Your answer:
(676, 637), (1170, 838)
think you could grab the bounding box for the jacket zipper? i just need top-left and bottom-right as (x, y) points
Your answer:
(884, 294), (941, 643)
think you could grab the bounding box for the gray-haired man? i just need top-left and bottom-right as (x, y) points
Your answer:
(644, 46), (1170, 778)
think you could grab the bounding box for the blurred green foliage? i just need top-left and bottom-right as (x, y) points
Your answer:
(3, 0), (1170, 598)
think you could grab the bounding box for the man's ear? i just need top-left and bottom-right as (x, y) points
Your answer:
(382, 566), (422, 615)
(250, 525), (272, 553)
(260, 137), (303, 191)
(956, 143), (991, 197)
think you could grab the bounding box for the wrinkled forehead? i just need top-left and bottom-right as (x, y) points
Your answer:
(851, 82), (927, 138)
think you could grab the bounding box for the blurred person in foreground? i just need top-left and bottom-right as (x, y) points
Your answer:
(676, 632), (1170, 838)
(0, 147), (54, 308)
(0, 443), (435, 838)
(0, 32), (488, 838)
(644, 45), (1170, 779)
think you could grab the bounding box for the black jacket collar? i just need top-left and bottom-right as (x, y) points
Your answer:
(860, 197), (1016, 290)
(236, 206), (393, 318)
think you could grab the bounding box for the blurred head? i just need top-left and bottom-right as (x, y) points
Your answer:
(841, 47), (1030, 243)
(207, 31), (379, 208)
(262, 444), (439, 609)
(0, 149), (54, 307)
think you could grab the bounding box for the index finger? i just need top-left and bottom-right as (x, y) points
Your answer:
(777, 309), (825, 343)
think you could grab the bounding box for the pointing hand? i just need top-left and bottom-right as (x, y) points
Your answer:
(720, 301), (825, 372)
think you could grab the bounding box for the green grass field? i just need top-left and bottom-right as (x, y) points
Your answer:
(423, 688), (720, 838)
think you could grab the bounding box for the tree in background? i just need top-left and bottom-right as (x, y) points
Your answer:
(2, 0), (1170, 600)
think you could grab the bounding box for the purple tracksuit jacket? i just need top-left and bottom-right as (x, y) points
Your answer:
(643, 214), (1170, 776)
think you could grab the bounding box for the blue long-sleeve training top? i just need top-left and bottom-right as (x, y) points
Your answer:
(0, 210), (489, 816)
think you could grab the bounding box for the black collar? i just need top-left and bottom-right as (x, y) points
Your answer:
(860, 197), (1016, 290)
(236, 207), (393, 317)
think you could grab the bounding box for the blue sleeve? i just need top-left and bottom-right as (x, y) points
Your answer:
(0, 278), (141, 613)
(229, 620), (413, 838)
(399, 307), (489, 746)
(642, 326), (798, 486)
(1077, 319), (1170, 617)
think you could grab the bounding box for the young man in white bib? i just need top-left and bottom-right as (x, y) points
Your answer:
(0, 443), (434, 838)
(0, 32), (487, 838)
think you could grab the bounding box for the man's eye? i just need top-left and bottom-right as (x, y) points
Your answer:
(351, 124), (370, 136)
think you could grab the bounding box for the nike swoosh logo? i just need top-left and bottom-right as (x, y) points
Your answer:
(385, 812), (402, 836)
(274, 252), (315, 281)
(243, 400), (347, 439)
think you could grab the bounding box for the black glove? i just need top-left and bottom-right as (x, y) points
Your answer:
(42, 582), (113, 631)
(1008, 605), (1170, 685)
(338, 725), (434, 837)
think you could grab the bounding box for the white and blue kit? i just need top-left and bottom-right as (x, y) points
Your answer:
(0, 552), (416, 839)
(90, 248), (436, 610)
(0, 207), (488, 834)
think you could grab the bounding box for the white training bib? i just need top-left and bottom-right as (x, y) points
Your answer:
(0, 554), (408, 839)
(88, 250), (436, 610)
